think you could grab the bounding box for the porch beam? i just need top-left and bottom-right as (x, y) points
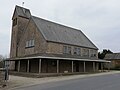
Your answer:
(101, 63), (103, 72)
(72, 61), (74, 73)
(96, 62), (99, 70)
(108, 62), (110, 72)
(39, 59), (42, 73)
(84, 61), (86, 72)
(57, 60), (59, 73)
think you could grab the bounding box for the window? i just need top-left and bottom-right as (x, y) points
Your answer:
(63, 46), (67, 54)
(13, 18), (17, 26)
(77, 48), (81, 55)
(74, 47), (77, 55)
(74, 47), (81, 55)
(90, 50), (97, 57)
(31, 40), (35, 46)
(68, 47), (71, 54)
(63, 46), (71, 54)
(94, 54), (96, 57)
(82, 48), (89, 56)
(25, 39), (35, 48)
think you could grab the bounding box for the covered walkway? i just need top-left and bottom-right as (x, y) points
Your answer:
(8, 56), (110, 74)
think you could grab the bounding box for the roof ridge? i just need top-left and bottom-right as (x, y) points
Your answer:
(32, 16), (83, 32)
(16, 5), (30, 11)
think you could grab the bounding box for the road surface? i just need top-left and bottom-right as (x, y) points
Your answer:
(14, 73), (120, 90)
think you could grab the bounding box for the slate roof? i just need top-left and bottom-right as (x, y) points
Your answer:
(32, 16), (98, 49)
(105, 53), (120, 60)
(15, 5), (98, 49)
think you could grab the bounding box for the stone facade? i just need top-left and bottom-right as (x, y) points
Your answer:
(46, 42), (98, 59)
(109, 60), (120, 69)
(14, 59), (99, 73)
(104, 53), (120, 69)
(9, 6), (108, 74)
(10, 6), (98, 59)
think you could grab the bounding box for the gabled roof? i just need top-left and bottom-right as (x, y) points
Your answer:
(32, 16), (98, 49)
(105, 53), (120, 60)
(12, 5), (31, 19)
(14, 5), (98, 49)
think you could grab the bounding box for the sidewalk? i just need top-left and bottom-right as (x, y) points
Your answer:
(2, 71), (120, 90)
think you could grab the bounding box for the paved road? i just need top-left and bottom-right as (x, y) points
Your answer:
(15, 73), (120, 90)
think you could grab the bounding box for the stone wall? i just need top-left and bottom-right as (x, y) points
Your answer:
(10, 6), (98, 59)
(46, 42), (98, 59)
(10, 11), (29, 58)
(109, 60), (120, 69)
(17, 19), (47, 57)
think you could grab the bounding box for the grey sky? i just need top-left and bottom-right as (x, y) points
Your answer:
(0, 0), (120, 56)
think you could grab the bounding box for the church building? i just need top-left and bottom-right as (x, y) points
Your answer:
(9, 5), (109, 74)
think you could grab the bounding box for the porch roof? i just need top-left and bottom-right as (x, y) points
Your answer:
(8, 56), (110, 63)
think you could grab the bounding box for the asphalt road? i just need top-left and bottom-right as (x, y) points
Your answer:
(15, 73), (120, 90)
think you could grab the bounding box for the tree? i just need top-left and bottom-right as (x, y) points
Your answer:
(98, 49), (113, 59)
(0, 55), (4, 68)
(0, 55), (3, 62)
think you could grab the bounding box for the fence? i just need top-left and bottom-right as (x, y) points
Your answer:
(0, 60), (9, 87)
(0, 68), (6, 87)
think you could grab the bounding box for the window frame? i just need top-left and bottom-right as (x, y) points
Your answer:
(68, 46), (71, 54)
(73, 47), (77, 55)
(25, 39), (35, 48)
(63, 46), (67, 54)
(63, 46), (71, 54)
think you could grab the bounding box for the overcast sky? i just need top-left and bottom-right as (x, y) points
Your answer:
(0, 0), (120, 56)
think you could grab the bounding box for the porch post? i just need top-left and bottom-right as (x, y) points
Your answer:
(57, 60), (59, 73)
(97, 62), (99, 71)
(18, 60), (20, 72)
(101, 63), (103, 72)
(93, 62), (95, 72)
(84, 61), (86, 72)
(27, 60), (29, 73)
(72, 61), (74, 73)
(39, 59), (42, 73)
(108, 62), (110, 72)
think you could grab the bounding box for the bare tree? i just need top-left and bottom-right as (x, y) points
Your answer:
(0, 55), (4, 68)
(0, 55), (3, 62)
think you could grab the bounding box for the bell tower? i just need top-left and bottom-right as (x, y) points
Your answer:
(10, 5), (31, 58)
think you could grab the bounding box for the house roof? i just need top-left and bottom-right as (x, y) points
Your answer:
(15, 5), (98, 49)
(32, 16), (98, 49)
(104, 53), (120, 60)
